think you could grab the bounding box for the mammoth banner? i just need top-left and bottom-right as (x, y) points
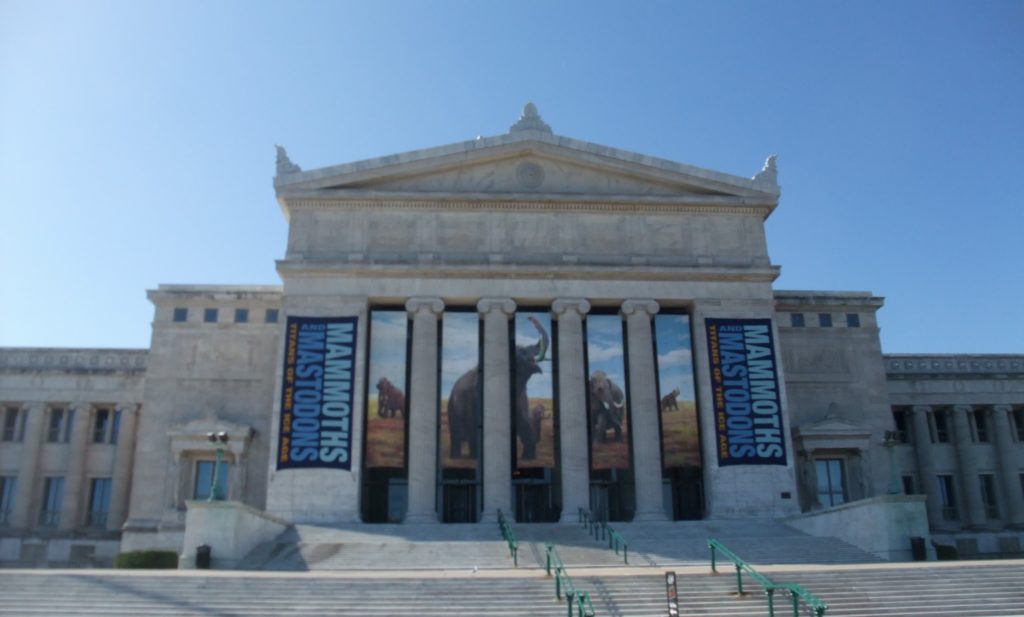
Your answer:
(513, 312), (554, 469)
(586, 314), (631, 471)
(440, 312), (481, 471)
(654, 314), (701, 469)
(277, 316), (357, 471)
(705, 318), (786, 466)
(365, 311), (408, 469)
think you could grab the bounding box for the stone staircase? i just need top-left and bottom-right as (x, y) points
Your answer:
(239, 518), (881, 570)
(3, 563), (1024, 616)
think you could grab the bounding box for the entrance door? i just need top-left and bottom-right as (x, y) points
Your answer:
(442, 484), (477, 523)
(515, 484), (554, 522)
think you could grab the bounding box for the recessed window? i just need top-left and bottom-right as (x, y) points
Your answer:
(938, 474), (958, 521)
(0, 476), (17, 526)
(172, 307), (188, 323)
(234, 308), (249, 323)
(901, 475), (915, 495)
(846, 313), (860, 328)
(109, 410), (121, 444)
(2, 408), (21, 442)
(973, 410), (989, 443)
(265, 308), (279, 323)
(892, 409), (910, 443)
(92, 409), (109, 443)
(790, 313), (805, 327)
(1013, 409), (1024, 442)
(193, 460), (229, 500)
(815, 458), (846, 507)
(87, 478), (112, 527)
(39, 477), (64, 527)
(980, 474), (1000, 519)
(204, 308), (218, 323)
(932, 410), (950, 443)
(47, 408), (73, 443)
(818, 313), (832, 328)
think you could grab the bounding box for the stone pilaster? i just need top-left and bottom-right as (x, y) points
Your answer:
(404, 297), (444, 523)
(107, 404), (139, 531)
(910, 405), (945, 528)
(952, 404), (986, 529)
(621, 299), (667, 521)
(552, 298), (590, 523)
(11, 404), (45, 529)
(477, 298), (516, 522)
(59, 401), (92, 531)
(992, 405), (1024, 528)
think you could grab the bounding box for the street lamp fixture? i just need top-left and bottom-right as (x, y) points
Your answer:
(206, 431), (229, 501)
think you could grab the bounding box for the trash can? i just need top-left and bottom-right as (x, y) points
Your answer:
(910, 536), (926, 561)
(196, 544), (211, 569)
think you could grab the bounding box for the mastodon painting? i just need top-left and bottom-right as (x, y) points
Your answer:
(445, 315), (550, 463)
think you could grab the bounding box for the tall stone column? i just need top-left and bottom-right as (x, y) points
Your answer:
(992, 405), (1024, 528)
(553, 298), (590, 523)
(12, 404), (46, 529)
(622, 299), (667, 521)
(952, 404), (986, 528)
(478, 298), (515, 523)
(60, 401), (92, 531)
(910, 405), (945, 528)
(107, 403), (139, 531)
(405, 297), (444, 523)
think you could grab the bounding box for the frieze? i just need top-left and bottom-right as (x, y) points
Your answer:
(884, 355), (1024, 378)
(0, 348), (147, 373)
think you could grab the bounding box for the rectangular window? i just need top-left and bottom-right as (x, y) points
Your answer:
(203, 308), (218, 323)
(818, 313), (832, 327)
(1014, 409), (1024, 442)
(973, 410), (989, 443)
(234, 308), (249, 323)
(815, 458), (846, 507)
(193, 460), (228, 500)
(93, 409), (110, 443)
(63, 409), (75, 442)
(172, 307), (188, 322)
(0, 476), (16, 525)
(40, 477), (64, 527)
(846, 313), (860, 328)
(790, 313), (805, 327)
(87, 478), (112, 527)
(892, 409), (910, 443)
(980, 474), (1000, 519)
(47, 408), (65, 443)
(901, 475), (915, 495)
(932, 410), (950, 443)
(938, 474), (958, 521)
(265, 308), (279, 323)
(2, 407), (20, 442)
(109, 410), (122, 444)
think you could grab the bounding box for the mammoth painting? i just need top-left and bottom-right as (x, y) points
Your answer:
(589, 370), (625, 444)
(365, 311), (409, 469)
(586, 314), (632, 470)
(445, 313), (551, 466)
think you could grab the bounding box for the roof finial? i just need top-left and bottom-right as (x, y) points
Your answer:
(509, 102), (552, 134)
(753, 154), (777, 184)
(275, 145), (301, 176)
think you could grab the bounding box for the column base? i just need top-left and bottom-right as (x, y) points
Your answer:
(559, 512), (582, 524)
(404, 512), (439, 524)
(631, 509), (669, 522)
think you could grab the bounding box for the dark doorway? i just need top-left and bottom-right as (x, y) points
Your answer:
(362, 471), (407, 523)
(515, 483), (557, 522)
(664, 467), (703, 520)
(442, 484), (477, 523)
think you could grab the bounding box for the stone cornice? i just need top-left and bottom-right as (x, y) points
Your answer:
(277, 259), (780, 283)
(885, 354), (1024, 378)
(148, 285), (282, 303)
(278, 194), (775, 218)
(774, 290), (884, 311)
(0, 348), (147, 374)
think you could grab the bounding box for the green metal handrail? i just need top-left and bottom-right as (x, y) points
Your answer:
(578, 508), (628, 565)
(708, 538), (827, 617)
(497, 509), (518, 567)
(545, 543), (596, 617)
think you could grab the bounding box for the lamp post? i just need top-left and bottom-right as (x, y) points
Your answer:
(206, 431), (229, 502)
(882, 430), (901, 495)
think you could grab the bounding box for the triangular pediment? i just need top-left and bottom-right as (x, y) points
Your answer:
(274, 128), (780, 205)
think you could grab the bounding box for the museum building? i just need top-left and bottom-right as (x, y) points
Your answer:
(1, 105), (1023, 566)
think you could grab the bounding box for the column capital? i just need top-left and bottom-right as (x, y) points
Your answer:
(621, 299), (660, 317)
(72, 400), (93, 413)
(910, 405), (932, 414)
(952, 404), (973, 413)
(118, 403), (140, 415)
(993, 404), (1013, 413)
(405, 296), (444, 317)
(552, 298), (591, 318)
(476, 297), (516, 317)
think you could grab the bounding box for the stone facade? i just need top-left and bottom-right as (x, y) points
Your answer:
(1, 106), (1022, 565)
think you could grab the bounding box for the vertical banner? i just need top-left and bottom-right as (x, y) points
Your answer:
(440, 312), (480, 470)
(513, 312), (554, 469)
(277, 316), (357, 470)
(654, 314), (701, 469)
(366, 311), (408, 469)
(705, 318), (786, 466)
(586, 314), (631, 470)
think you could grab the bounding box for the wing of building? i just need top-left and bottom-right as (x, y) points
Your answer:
(2, 105), (1023, 566)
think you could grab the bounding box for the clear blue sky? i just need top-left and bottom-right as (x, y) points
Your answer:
(2, 1), (1022, 353)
